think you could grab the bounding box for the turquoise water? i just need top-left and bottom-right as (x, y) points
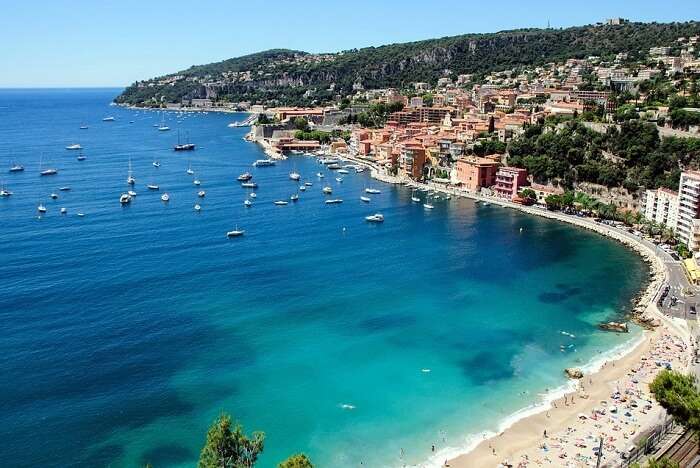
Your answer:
(0, 89), (647, 467)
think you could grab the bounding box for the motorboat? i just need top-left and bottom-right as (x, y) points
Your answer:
(365, 188), (381, 194)
(0, 187), (12, 197)
(37, 203), (47, 213)
(423, 203), (434, 209)
(327, 164), (342, 170)
(147, 184), (159, 190)
(193, 179), (201, 186)
(50, 193), (58, 199)
(226, 228), (245, 238)
(77, 212), (85, 217)
(289, 171), (301, 181)
(66, 144), (82, 150)
(355, 167), (365, 173)
(365, 213), (384, 223)
(316, 172), (324, 178)
(194, 204), (202, 212)
(40, 168), (57, 176)
(161, 193), (170, 202)
(79, 124), (88, 130)
(290, 194), (299, 201)
(299, 185), (306, 192)
(119, 193), (131, 205)
(59, 186), (71, 191)
(411, 195), (421, 203)
(241, 182), (257, 189)
(274, 200), (289, 206)
(244, 199), (252, 207)
(249, 192), (257, 198)
(253, 159), (275, 167)
(360, 196), (370, 202)
(60, 207), (67, 215)
(198, 190), (206, 197)
(153, 161), (160, 168)
(102, 116), (115, 122)
(335, 177), (343, 183)
(325, 199), (343, 204)
(337, 169), (349, 174)
(304, 182), (313, 186)
(237, 172), (253, 181)
(323, 186), (332, 194)
(128, 190), (137, 197)
(319, 158), (339, 165)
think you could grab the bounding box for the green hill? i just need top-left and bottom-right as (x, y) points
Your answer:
(115, 21), (700, 107)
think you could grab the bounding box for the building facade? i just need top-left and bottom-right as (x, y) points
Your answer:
(677, 171), (700, 250)
(643, 187), (679, 229)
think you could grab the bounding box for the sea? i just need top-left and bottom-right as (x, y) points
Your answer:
(0, 88), (648, 468)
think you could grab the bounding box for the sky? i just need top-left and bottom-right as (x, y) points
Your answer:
(1, 0), (698, 88)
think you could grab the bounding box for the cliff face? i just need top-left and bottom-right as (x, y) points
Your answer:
(115, 21), (700, 107)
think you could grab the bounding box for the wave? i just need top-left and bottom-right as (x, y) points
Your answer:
(414, 330), (646, 468)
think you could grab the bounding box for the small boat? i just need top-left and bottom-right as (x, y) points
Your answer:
(423, 203), (434, 210)
(274, 200), (289, 206)
(119, 193), (131, 205)
(198, 190), (206, 198)
(40, 168), (57, 176)
(241, 182), (257, 189)
(483, 202), (490, 206)
(445, 196), (451, 200)
(304, 182), (313, 186)
(237, 172), (253, 181)
(290, 194), (299, 201)
(327, 164), (342, 170)
(77, 212), (85, 217)
(0, 186), (12, 197)
(161, 193), (170, 202)
(153, 160), (160, 168)
(244, 199), (252, 207)
(365, 213), (384, 223)
(319, 158), (339, 165)
(325, 199), (343, 204)
(249, 192), (257, 198)
(173, 131), (195, 151)
(147, 184), (159, 190)
(37, 203), (47, 213)
(186, 161), (194, 175)
(77, 152), (86, 161)
(226, 228), (245, 238)
(289, 171), (301, 181)
(335, 177), (343, 183)
(102, 116), (115, 122)
(127, 158), (135, 185)
(79, 124), (88, 130)
(66, 144), (82, 150)
(365, 188), (381, 194)
(323, 186), (333, 194)
(128, 190), (137, 197)
(9, 163), (24, 173)
(355, 167), (365, 173)
(316, 172), (324, 178)
(158, 114), (170, 131)
(59, 186), (71, 191)
(193, 179), (201, 186)
(60, 207), (67, 215)
(194, 204), (202, 212)
(337, 169), (349, 174)
(360, 196), (371, 202)
(50, 193), (58, 199)
(411, 195), (421, 203)
(253, 159), (275, 167)
(299, 185), (306, 192)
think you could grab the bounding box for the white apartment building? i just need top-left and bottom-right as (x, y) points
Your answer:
(643, 187), (679, 229)
(677, 171), (700, 251)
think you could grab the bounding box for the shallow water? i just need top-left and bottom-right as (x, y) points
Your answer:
(0, 89), (647, 467)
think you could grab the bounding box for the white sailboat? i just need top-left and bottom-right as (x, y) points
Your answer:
(186, 160), (194, 175)
(411, 190), (420, 203)
(127, 158), (135, 185)
(158, 113), (170, 131)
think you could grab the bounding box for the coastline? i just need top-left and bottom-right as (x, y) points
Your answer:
(248, 145), (692, 468)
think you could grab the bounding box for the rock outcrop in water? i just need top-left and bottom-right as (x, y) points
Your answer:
(599, 321), (629, 333)
(565, 368), (584, 379)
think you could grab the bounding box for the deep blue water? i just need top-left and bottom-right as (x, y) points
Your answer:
(0, 89), (647, 467)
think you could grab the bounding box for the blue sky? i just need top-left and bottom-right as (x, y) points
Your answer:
(1, 0), (697, 88)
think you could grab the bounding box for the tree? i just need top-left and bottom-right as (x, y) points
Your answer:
(488, 116), (495, 134)
(293, 117), (310, 132)
(545, 194), (562, 211)
(650, 370), (700, 437)
(520, 188), (537, 202)
(198, 413), (265, 468)
(278, 454), (313, 468)
(256, 114), (271, 125)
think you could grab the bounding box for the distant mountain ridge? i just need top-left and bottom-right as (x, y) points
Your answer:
(115, 21), (700, 107)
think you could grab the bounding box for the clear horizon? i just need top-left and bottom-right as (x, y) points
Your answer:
(2, 0), (698, 88)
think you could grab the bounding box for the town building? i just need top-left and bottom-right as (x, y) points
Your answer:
(676, 171), (700, 250)
(452, 157), (500, 192)
(494, 167), (529, 200)
(643, 187), (679, 229)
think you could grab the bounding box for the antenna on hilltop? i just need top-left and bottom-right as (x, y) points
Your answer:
(547, 19), (551, 29)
